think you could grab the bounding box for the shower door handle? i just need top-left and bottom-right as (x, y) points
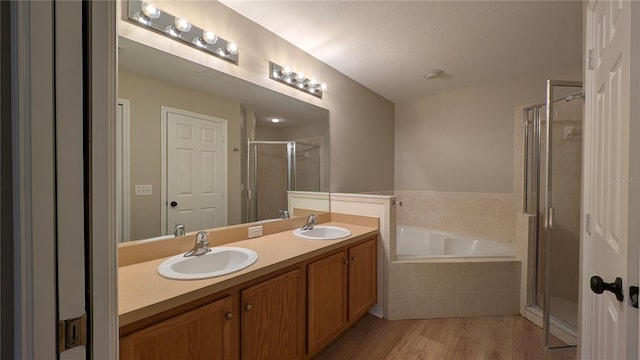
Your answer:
(546, 207), (554, 229)
(590, 276), (624, 302)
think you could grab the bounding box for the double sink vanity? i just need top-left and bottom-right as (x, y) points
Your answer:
(118, 213), (378, 359)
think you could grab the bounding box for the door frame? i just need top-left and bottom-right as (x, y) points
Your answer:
(89, 0), (119, 357)
(116, 98), (131, 243)
(13, 1), (58, 357)
(161, 106), (229, 234)
(579, 3), (595, 356)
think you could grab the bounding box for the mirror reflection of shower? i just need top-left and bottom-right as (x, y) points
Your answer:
(523, 81), (583, 350)
(247, 140), (323, 222)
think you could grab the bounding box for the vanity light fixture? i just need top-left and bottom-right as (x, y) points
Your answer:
(269, 62), (326, 99)
(128, 0), (240, 65)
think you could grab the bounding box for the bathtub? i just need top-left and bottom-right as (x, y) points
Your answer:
(387, 225), (521, 320)
(396, 225), (515, 259)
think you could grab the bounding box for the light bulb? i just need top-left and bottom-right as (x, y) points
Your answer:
(320, 83), (328, 91)
(309, 78), (318, 86)
(203, 31), (218, 44)
(283, 66), (292, 75)
(175, 18), (191, 33)
(225, 42), (239, 55)
(270, 118), (281, 123)
(296, 72), (305, 81)
(272, 70), (279, 78)
(141, 2), (161, 19)
(297, 82), (305, 89)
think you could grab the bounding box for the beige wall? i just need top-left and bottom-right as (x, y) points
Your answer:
(119, 69), (242, 240)
(395, 67), (582, 193)
(119, 0), (395, 194)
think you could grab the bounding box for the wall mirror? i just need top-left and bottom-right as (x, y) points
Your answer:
(117, 36), (330, 243)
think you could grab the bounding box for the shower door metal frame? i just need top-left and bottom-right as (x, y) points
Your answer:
(542, 79), (583, 351)
(523, 105), (543, 310)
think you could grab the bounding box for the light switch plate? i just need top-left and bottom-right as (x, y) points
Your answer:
(135, 184), (153, 196)
(248, 226), (263, 238)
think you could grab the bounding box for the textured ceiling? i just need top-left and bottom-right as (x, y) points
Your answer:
(220, 0), (583, 103)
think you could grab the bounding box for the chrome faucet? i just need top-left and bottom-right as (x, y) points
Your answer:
(301, 213), (317, 231)
(279, 210), (290, 219)
(184, 231), (210, 257)
(174, 224), (186, 237)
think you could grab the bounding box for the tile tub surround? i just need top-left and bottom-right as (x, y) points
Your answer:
(394, 190), (517, 244)
(387, 260), (521, 320)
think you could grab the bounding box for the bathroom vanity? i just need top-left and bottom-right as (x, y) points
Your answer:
(118, 215), (377, 359)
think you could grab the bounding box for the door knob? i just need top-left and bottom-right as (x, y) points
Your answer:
(590, 276), (624, 302)
(170, 201), (178, 207)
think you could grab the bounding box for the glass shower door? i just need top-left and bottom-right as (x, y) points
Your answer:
(543, 80), (583, 350)
(248, 141), (295, 222)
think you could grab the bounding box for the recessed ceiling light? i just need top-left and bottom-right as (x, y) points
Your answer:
(423, 69), (445, 80)
(270, 118), (282, 123)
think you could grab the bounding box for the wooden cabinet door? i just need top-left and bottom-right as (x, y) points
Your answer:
(240, 269), (301, 360)
(307, 250), (348, 356)
(120, 296), (233, 360)
(348, 238), (377, 321)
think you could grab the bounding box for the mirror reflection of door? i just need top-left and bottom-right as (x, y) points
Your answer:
(163, 107), (228, 234)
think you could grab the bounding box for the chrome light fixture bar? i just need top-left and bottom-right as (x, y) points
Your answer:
(128, 0), (239, 65)
(269, 62), (326, 99)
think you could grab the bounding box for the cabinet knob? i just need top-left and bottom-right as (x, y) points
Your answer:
(351, 256), (356, 262)
(343, 259), (349, 265)
(244, 304), (252, 311)
(225, 312), (233, 320)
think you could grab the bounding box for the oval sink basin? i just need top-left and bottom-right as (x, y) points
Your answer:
(293, 226), (352, 240)
(158, 247), (258, 280)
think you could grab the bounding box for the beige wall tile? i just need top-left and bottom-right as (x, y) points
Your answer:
(434, 292), (457, 318)
(389, 263), (412, 293)
(477, 290), (502, 316)
(479, 263), (503, 291)
(434, 263), (459, 291)
(410, 292), (435, 318)
(499, 289), (521, 315)
(456, 291), (479, 316)
(411, 263), (436, 291)
(457, 263), (481, 291)
(388, 292), (412, 319)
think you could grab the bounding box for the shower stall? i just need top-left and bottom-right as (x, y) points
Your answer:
(523, 80), (583, 350)
(247, 140), (322, 222)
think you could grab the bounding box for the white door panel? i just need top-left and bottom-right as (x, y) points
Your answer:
(165, 107), (228, 234)
(584, 0), (635, 358)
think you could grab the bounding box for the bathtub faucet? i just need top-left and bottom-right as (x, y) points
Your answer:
(301, 214), (317, 230)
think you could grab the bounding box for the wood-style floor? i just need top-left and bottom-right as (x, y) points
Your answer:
(314, 314), (576, 360)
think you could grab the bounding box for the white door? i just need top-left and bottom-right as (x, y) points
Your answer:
(583, 1), (637, 359)
(164, 107), (228, 234)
